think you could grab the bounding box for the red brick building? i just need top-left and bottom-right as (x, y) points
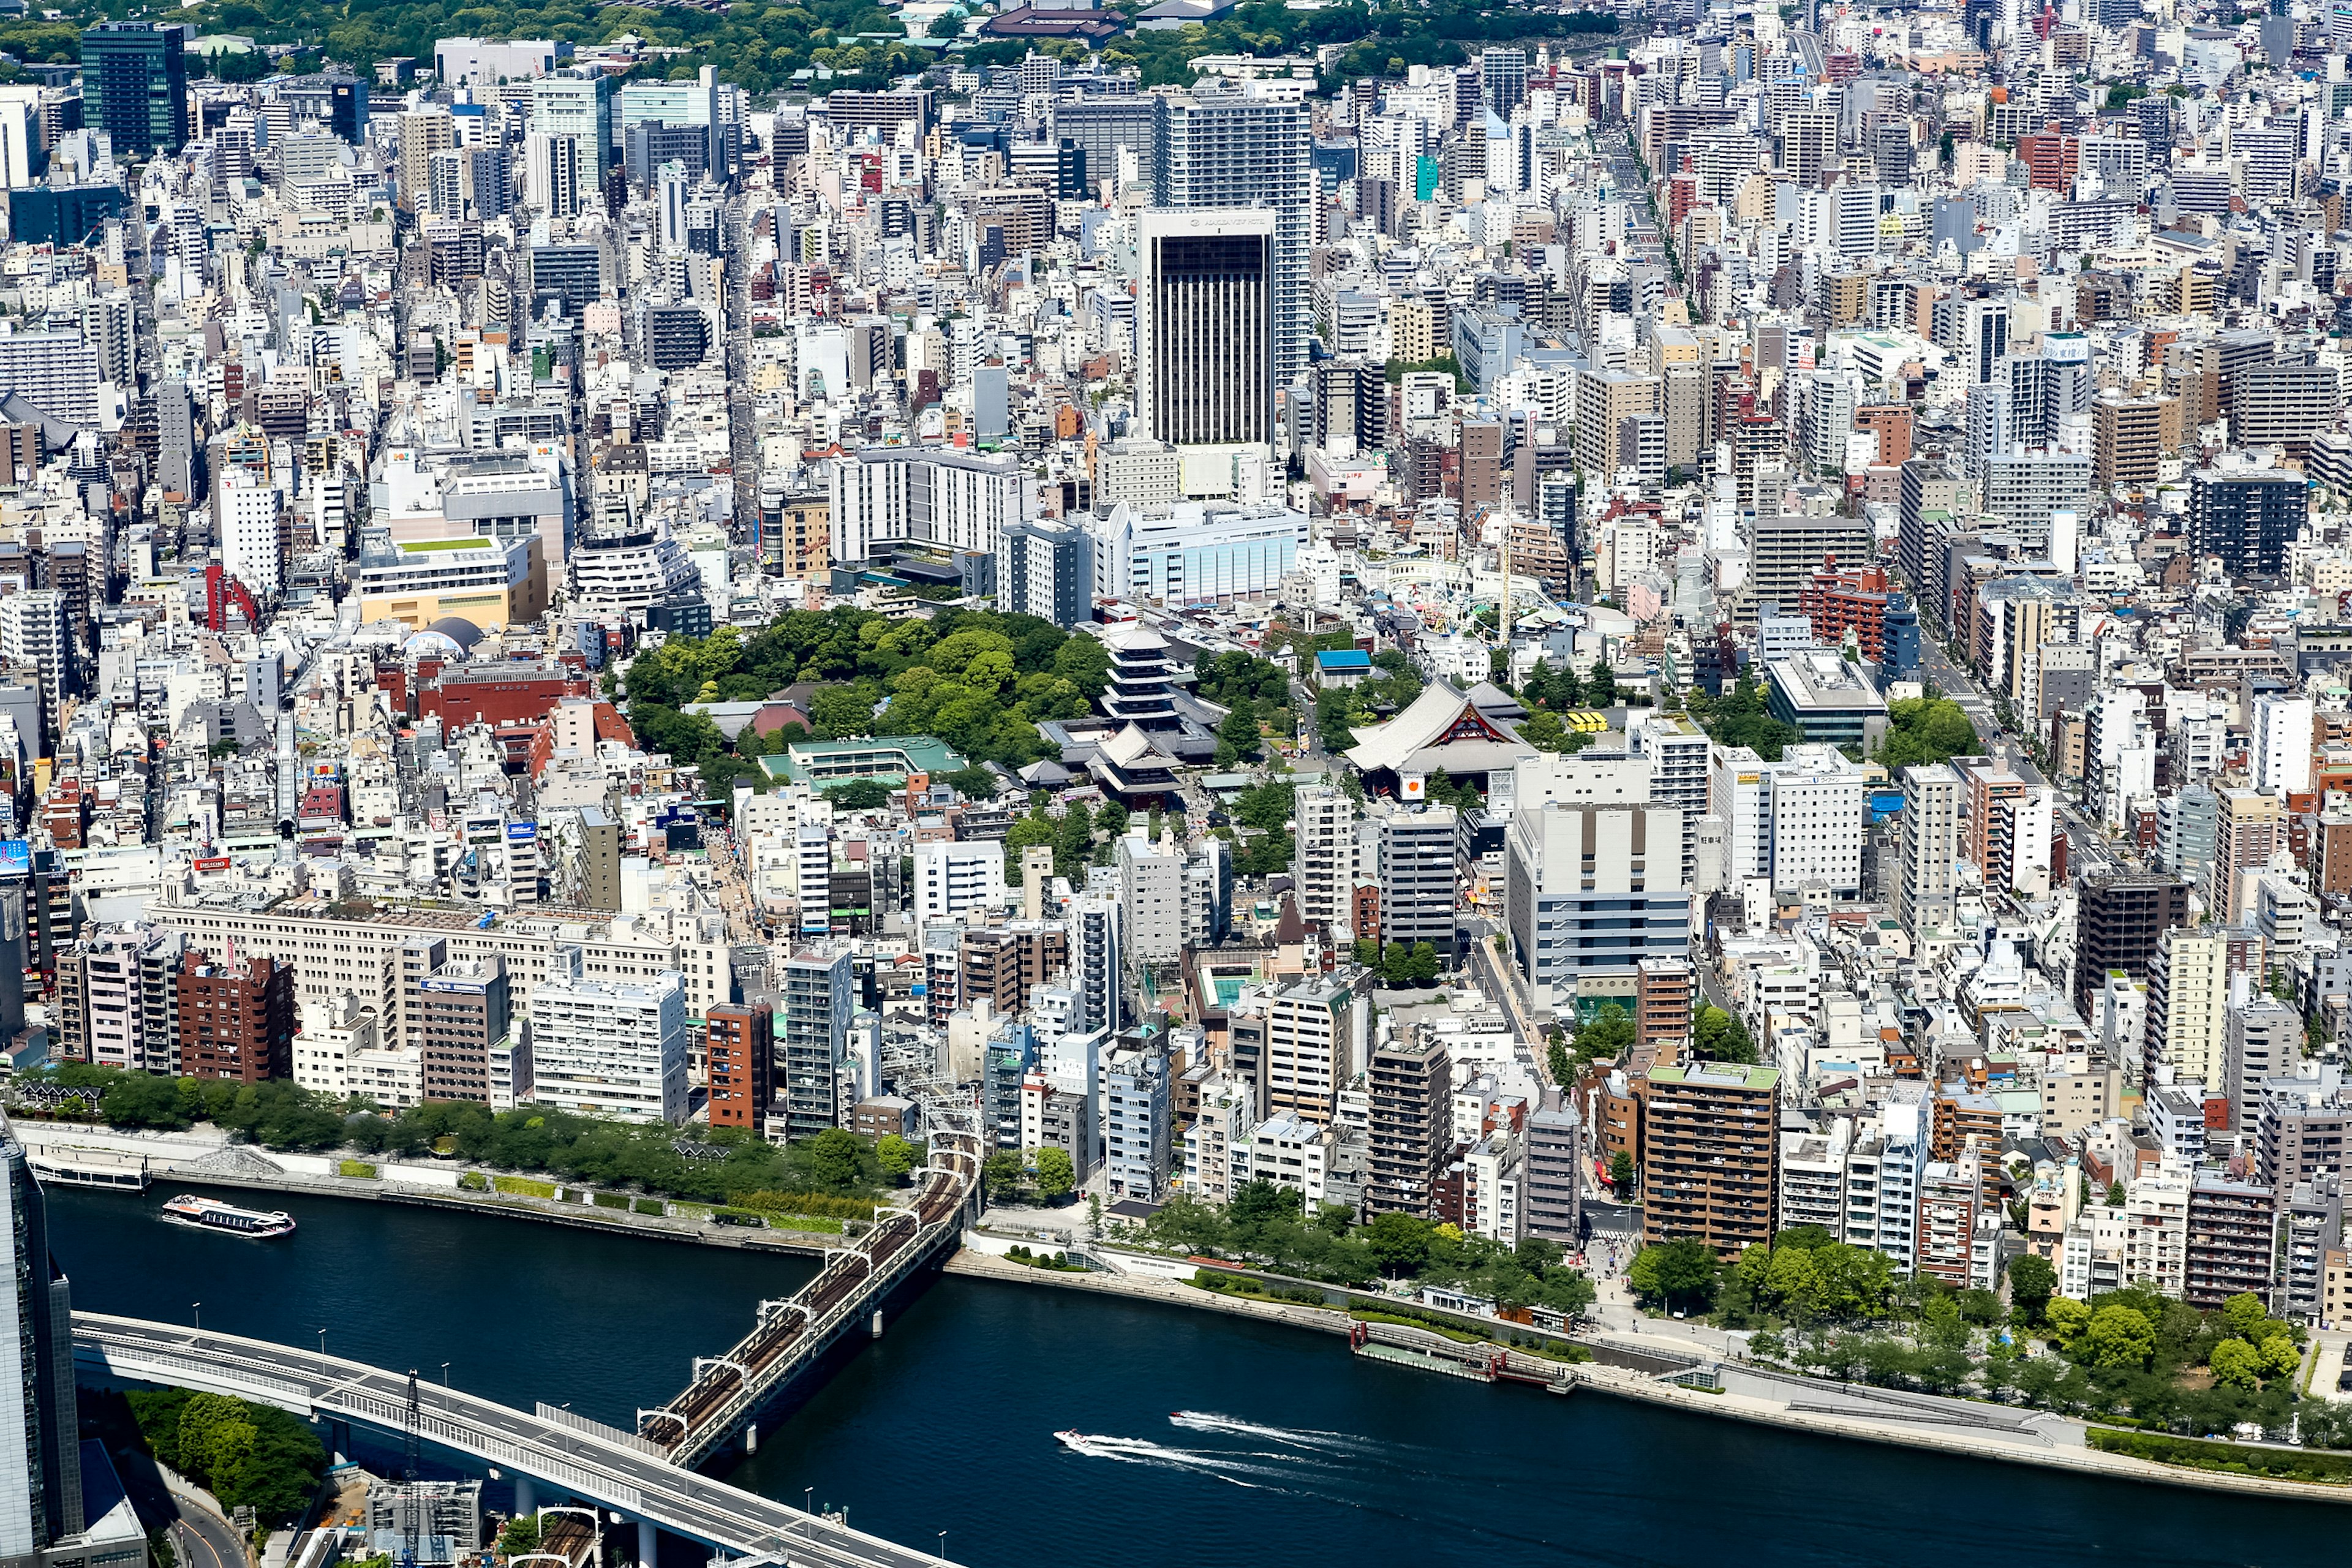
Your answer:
(176, 949), (296, 1082)
(1798, 561), (1897, 662)
(705, 1003), (775, 1128)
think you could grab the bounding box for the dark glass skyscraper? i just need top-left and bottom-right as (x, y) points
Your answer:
(80, 23), (189, 159)
(0, 1117), (79, 1561)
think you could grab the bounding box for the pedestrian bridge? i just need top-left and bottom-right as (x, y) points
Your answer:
(72, 1115), (987, 1568)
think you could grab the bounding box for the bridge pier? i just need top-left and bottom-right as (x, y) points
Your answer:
(638, 1519), (657, 1568)
(514, 1476), (535, 1518)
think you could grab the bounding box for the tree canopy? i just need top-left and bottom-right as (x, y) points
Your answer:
(1878, 697), (1978, 772)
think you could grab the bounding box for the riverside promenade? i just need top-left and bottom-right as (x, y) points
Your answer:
(949, 1247), (2352, 1509)
(15, 1118), (842, 1254)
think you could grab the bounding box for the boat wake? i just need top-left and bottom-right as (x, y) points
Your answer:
(1167, 1411), (1379, 1455)
(1055, 1433), (1285, 1489)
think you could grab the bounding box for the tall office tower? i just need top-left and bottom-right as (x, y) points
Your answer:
(80, 23), (188, 157)
(0, 1119), (80, 1560)
(0, 589), (66, 749)
(156, 378), (195, 496)
(1479, 47), (1528, 113)
(2252, 693), (2315, 798)
(428, 146), (465, 219)
(1133, 206), (1275, 457)
(526, 130), (581, 219)
(2188, 464), (2308, 579)
(1154, 85), (1313, 394)
(1636, 1062), (1782, 1256)
(1292, 784), (1357, 939)
(2072, 871), (2191, 1021)
(398, 106), (454, 212)
(1116, 829), (1186, 962)
(704, 1001), (774, 1130)
(1365, 1032), (1452, 1218)
(777, 945), (851, 1137)
(1068, 895), (1122, 1036)
(1370, 801), (1460, 958)
(467, 144), (510, 220)
(2212, 787), (2284, 922)
(1894, 761), (1962, 937)
(2146, 925), (2230, 1091)
(531, 71), (617, 183)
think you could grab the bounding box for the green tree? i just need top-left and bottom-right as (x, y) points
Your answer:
(823, 779), (895, 811)
(1588, 662), (1617, 707)
(179, 1393), (258, 1487)
(1520, 710), (1569, 751)
(2261, 1335), (2304, 1380)
(2209, 1336), (2263, 1390)
(982, 1150), (1025, 1203)
(1405, 941), (1440, 986)
(1627, 1238), (1719, 1312)
(1363, 1211), (1434, 1276)
(1691, 1003), (1756, 1064)
(876, 1135), (919, 1180)
(807, 685), (875, 737)
(2045, 1295), (2091, 1348)
(1607, 1150), (1636, 1199)
(800, 1127), (864, 1193)
(2222, 1291), (2269, 1342)
(944, 764), (1000, 800)
(2006, 1253), (2057, 1323)
(2081, 1305), (2156, 1369)
(497, 1517), (542, 1558)
(1033, 1145), (1076, 1199)
(1215, 697), (1261, 767)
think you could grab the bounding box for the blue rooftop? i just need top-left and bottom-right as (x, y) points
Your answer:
(1317, 650), (1371, 671)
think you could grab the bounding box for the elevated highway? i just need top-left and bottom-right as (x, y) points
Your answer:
(72, 1313), (952, 1568)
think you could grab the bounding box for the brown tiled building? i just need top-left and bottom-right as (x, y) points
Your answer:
(417, 956), (510, 1102)
(957, 923), (1069, 1015)
(1635, 1063), (1780, 1256)
(705, 1001), (775, 1129)
(176, 949), (295, 1082)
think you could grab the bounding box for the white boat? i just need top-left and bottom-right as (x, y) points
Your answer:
(160, 1193), (296, 1238)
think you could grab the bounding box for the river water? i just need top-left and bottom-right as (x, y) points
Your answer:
(47, 1184), (2350, 1568)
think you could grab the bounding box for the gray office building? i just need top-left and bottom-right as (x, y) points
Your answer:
(1153, 85), (1314, 391)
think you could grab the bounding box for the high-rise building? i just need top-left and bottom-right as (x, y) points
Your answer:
(704, 1001), (774, 1129)
(777, 946), (851, 1139)
(995, 519), (1091, 627)
(2212, 787), (2284, 921)
(1368, 801), (1458, 959)
(2091, 393), (2166, 491)
(531, 71), (617, 181)
(1365, 1032), (1451, 1217)
(1153, 84), (1313, 391)
(2185, 1172), (2278, 1310)
(174, 949), (295, 1083)
(1258, 970), (1370, 1125)
(2073, 871), (2191, 1021)
(1637, 1063), (1781, 1256)
(1522, 1105), (1583, 1242)
(1895, 762), (1962, 936)
(2188, 464), (2308, 579)
(0, 1118), (86, 1563)
(81, 23), (189, 157)
(1068, 895), (1123, 1037)
(1116, 829), (1185, 962)
(2146, 926), (2230, 1090)
(1505, 802), (1691, 1005)
(1134, 206), (1276, 456)
(1292, 784), (1357, 940)
(529, 949), (688, 1124)
(416, 956), (510, 1104)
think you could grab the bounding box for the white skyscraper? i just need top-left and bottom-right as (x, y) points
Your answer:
(2252, 693), (2314, 799)
(527, 950), (688, 1124)
(1292, 784), (1357, 938)
(913, 839), (1007, 934)
(218, 469), (284, 597)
